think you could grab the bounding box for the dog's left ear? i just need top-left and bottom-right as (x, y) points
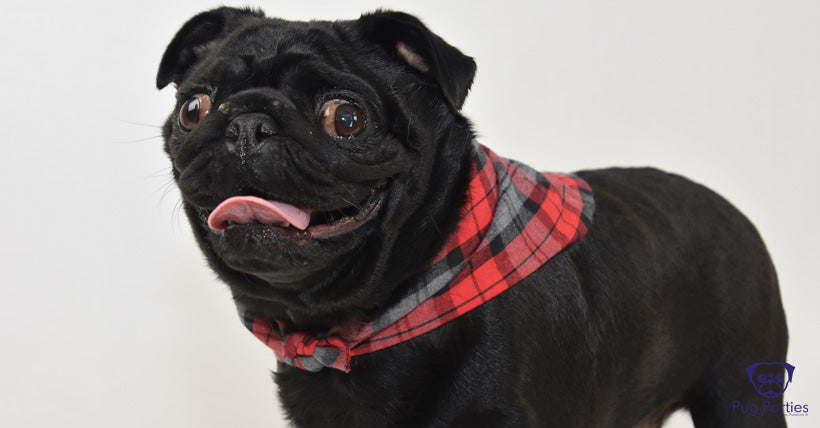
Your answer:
(358, 11), (476, 110)
(156, 7), (264, 89)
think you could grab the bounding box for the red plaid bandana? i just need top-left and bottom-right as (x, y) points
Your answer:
(238, 143), (594, 372)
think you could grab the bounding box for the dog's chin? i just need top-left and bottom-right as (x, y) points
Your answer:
(200, 185), (387, 292)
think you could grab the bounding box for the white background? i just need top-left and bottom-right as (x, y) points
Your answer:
(1, 1), (817, 427)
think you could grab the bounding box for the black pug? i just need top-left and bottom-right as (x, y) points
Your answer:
(156, 7), (788, 427)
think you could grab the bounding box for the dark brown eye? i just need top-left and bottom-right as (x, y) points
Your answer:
(320, 100), (365, 137)
(178, 94), (212, 131)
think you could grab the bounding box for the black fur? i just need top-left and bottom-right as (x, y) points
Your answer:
(158, 8), (788, 427)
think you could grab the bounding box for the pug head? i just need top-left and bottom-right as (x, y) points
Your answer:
(157, 7), (476, 326)
(746, 362), (795, 398)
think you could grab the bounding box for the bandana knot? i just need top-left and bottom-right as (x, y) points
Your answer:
(238, 142), (595, 372)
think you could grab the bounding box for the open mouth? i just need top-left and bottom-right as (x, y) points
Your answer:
(206, 184), (385, 239)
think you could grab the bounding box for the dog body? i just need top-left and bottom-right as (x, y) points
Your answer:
(158, 8), (788, 427)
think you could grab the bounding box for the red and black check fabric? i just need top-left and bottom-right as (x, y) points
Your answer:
(238, 143), (594, 372)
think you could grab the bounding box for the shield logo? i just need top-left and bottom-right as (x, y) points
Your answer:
(746, 362), (795, 398)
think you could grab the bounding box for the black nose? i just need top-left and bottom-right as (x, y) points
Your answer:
(225, 113), (279, 155)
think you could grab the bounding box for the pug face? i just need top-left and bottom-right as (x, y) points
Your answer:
(746, 362), (795, 398)
(157, 8), (476, 322)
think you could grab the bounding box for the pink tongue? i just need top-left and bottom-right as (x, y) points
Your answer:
(207, 196), (311, 231)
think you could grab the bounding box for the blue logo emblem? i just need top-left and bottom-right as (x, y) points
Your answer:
(746, 362), (795, 398)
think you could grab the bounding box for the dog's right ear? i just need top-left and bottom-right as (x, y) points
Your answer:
(156, 7), (264, 89)
(358, 11), (476, 111)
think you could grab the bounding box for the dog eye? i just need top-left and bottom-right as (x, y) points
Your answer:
(319, 100), (365, 137)
(178, 94), (212, 131)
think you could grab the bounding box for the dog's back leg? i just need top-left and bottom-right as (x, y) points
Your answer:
(686, 304), (788, 428)
(687, 369), (786, 427)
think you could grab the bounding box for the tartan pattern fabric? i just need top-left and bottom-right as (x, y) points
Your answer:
(237, 142), (594, 372)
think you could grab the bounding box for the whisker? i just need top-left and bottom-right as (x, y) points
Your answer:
(159, 179), (180, 206)
(143, 166), (173, 179)
(339, 196), (358, 208)
(313, 185), (321, 203)
(113, 119), (165, 144)
(341, 186), (364, 210)
(172, 197), (186, 233)
(119, 119), (163, 129)
(427, 214), (442, 234)
(145, 167), (176, 200)
(113, 135), (163, 144)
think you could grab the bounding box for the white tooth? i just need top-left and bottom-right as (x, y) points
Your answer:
(280, 222), (290, 228)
